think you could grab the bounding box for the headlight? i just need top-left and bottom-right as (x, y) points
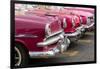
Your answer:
(80, 16), (83, 24)
(86, 17), (91, 25)
(63, 18), (67, 28)
(72, 18), (75, 27)
(45, 24), (51, 37)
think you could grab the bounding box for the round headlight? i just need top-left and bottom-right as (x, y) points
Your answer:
(63, 18), (67, 28)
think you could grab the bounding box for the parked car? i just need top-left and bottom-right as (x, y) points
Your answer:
(15, 14), (70, 67)
(63, 8), (94, 31)
(25, 8), (85, 41)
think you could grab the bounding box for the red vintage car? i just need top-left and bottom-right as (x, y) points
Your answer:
(26, 8), (85, 41)
(63, 8), (94, 30)
(15, 14), (70, 67)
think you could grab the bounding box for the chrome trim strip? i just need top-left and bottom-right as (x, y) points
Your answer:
(37, 33), (64, 46)
(65, 31), (81, 37)
(65, 25), (85, 37)
(15, 34), (38, 38)
(45, 30), (64, 39)
(84, 22), (94, 29)
(76, 25), (84, 31)
(29, 47), (60, 58)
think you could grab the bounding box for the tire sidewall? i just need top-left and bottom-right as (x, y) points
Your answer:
(15, 44), (29, 67)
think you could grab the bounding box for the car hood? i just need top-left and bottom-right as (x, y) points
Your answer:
(15, 14), (57, 25)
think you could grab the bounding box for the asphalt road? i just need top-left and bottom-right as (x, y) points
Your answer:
(28, 31), (95, 67)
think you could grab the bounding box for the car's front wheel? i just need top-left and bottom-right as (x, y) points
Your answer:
(15, 44), (29, 67)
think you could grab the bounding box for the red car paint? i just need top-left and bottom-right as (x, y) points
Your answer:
(63, 8), (94, 26)
(26, 8), (81, 33)
(15, 14), (63, 52)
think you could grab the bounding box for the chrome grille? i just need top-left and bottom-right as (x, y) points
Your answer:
(87, 16), (94, 25)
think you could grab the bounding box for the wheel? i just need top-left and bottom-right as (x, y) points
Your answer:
(14, 44), (29, 67)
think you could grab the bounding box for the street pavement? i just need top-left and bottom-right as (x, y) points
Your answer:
(28, 31), (95, 67)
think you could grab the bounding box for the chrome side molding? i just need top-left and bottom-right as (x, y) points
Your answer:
(15, 34), (38, 38)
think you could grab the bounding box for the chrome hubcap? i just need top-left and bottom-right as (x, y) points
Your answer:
(15, 47), (22, 66)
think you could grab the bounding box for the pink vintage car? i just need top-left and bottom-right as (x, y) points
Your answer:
(15, 14), (70, 67)
(63, 8), (94, 30)
(26, 8), (85, 41)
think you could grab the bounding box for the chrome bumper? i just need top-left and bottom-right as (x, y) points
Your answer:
(37, 31), (64, 46)
(29, 38), (70, 58)
(65, 31), (81, 41)
(76, 25), (85, 33)
(84, 22), (94, 29)
(29, 47), (60, 58)
(65, 31), (81, 37)
(65, 25), (85, 37)
(65, 25), (85, 41)
(29, 32), (70, 58)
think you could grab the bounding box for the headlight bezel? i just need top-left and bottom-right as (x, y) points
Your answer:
(71, 18), (75, 27)
(86, 16), (91, 25)
(79, 16), (83, 25)
(63, 18), (67, 28)
(45, 24), (51, 37)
